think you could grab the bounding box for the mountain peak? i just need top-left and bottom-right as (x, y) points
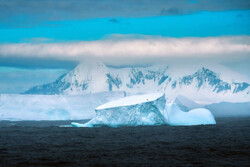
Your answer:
(24, 63), (250, 103)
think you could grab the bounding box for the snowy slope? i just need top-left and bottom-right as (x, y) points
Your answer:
(24, 62), (250, 103)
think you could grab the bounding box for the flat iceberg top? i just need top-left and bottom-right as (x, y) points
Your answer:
(96, 93), (164, 110)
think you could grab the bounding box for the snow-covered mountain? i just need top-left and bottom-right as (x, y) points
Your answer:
(24, 62), (250, 103)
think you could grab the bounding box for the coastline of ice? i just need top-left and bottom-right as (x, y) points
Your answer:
(0, 92), (217, 126)
(0, 92), (125, 121)
(77, 93), (216, 127)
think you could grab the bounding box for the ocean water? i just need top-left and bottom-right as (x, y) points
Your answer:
(0, 117), (250, 167)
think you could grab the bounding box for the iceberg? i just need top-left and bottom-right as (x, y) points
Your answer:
(71, 122), (85, 127)
(82, 93), (167, 127)
(163, 103), (216, 126)
(174, 95), (203, 112)
(77, 93), (216, 127)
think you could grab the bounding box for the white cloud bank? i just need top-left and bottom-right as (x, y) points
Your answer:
(0, 36), (249, 62)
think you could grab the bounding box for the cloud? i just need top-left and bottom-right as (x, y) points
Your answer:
(160, 8), (182, 15)
(0, 56), (77, 69)
(109, 18), (119, 23)
(0, 0), (249, 27)
(0, 67), (68, 93)
(0, 36), (249, 65)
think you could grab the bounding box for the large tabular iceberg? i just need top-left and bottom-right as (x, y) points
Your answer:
(80, 93), (167, 127)
(74, 93), (216, 127)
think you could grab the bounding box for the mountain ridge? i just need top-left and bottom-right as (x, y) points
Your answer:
(24, 62), (250, 103)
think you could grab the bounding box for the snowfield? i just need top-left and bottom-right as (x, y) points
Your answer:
(96, 93), (165, 110)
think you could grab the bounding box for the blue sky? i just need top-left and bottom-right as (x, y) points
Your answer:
(0, 0), (249, 93)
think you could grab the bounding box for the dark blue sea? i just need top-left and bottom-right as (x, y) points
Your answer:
(0, 117), (250, 167)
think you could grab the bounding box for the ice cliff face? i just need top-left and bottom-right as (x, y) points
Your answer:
(0, 92), (125, 121)
(75, 93), (216, 127)
(24, 62), (250, 103)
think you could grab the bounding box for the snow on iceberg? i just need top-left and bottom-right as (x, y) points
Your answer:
(82, 93), (167, 127)
(163, 103), (216, 126)
(76, 93), (216, 127)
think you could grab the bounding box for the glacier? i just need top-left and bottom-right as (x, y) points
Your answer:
(77, 93), (216, 127)
(0, 92), (125, 121)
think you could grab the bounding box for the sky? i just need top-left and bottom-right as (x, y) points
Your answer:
(0, 0), (249, 93)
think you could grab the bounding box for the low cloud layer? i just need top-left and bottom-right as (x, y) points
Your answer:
(0, 36), (249, 65)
